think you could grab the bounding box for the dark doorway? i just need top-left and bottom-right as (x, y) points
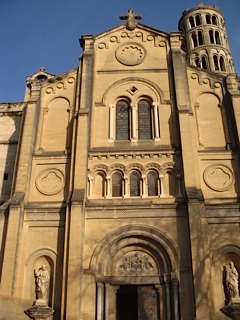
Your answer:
(117, 285), (159, 320)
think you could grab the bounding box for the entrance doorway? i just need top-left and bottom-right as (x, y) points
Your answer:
(117, 285), (159, 320)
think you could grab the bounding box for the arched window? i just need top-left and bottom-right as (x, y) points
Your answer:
(196, 15), (201, 26)
(198, 31), (203, 45)
(195, 58), (200, 67)
(215, 31), (221, 45)
(206, 14), (211, 24)
(116, 100), (130, 140)
(112, 172), (123, 197)
(192, 33), (198, 47)
(130, 171), (141, 197)
(189, 16), (195, 28)
(93, 172), (105, 198)
(138, 99), (152, 140)
(209, 30), (214, 44)
(220, 56), (226, 71)
(201, 56), (207, 69)
(164, 171), (176, 196)
(214, 55), (219, 70)
(212, 15), (218, 25)
(147, 171), (158, 196)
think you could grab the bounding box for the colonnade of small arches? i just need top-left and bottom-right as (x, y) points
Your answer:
(88, 163), (183, 199)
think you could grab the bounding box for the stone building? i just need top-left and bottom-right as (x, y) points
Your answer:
(0, 3), (240, 320)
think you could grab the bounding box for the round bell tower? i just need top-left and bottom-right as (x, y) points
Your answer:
(178, 3), (235, 73)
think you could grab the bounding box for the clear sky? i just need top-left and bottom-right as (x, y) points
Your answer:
(1, 0), (240, 102)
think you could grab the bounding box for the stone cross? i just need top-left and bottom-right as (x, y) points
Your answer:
(119, 8), (142, 31)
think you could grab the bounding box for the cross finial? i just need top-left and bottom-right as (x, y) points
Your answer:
(119, 8), (142, 31)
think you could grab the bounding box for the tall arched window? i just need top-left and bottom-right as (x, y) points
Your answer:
(209, 30), (214, 44)
(198, 31), (203, 45)
(206, 15), (211, 24)
(138, 99), (152, 140)
(116, 100), (130, 140)
(192, 33), (198, 47)
(189, 16), (195, 28)
(164, 171), (176, 196)
(201, 56), (207, 69)
(214, 55), (219, 70)
(212, 15), (218, 25)
(215, 31), (220, 45)
(112, 172), (123, 197)
(130, 171), (141, 197)
(196, 15), (201, 26)
(147, 171), (158, 196)
(220, 56), (226, 71)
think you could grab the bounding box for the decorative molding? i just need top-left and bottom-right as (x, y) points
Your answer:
(86, 208), (186, 218)
(25, 212), (65, 221)
(203, 163), (234, 192)
(206, 209), (240, 217)
(35, 168), (65, 195)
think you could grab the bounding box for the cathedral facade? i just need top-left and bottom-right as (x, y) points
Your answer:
(1, 4), (240, 320)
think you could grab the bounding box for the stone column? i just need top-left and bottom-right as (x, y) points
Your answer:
(105, 282), (110, 320)
(160, 175), (164, 197)
(152, 102), (160, 140)
(142, 175), (147, 198)
(131, 103), (137, 141)
(97, 282), (104, 320)
(88, 177), (93, 198)
(109, 104), (115, 141)
(124, 176), (128, 198)
(172, 273), (180, 320)
(164, 274), (171, 320)
(177, 174), (183, 197)
(106, 176), (111, 198)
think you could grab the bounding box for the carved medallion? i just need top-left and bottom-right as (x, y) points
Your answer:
(116, 43), (146, 66)
(36, 168), (65, 195)
(203, 163), (234, 191)
(116, 252), (157, 275)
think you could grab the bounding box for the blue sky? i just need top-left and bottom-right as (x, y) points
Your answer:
(1, 0), (240, 102)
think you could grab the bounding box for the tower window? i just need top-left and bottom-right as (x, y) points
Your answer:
(206, 15), (211, 24)
(214, 55), (219, 70)
(196, 15), (201, 26)
(215, 31), (221, 45)
(192, 33), (198, 47)
(220, 56), (226, 71)
(201, 56), (207, 69)
(198, 31), (203, 45)
(212, 15), (218, 25)
(189, 16), (195, 28)
(209, 30), (214, 44)
(3, 173), (8, 180)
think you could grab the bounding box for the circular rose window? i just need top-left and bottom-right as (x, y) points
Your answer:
(116, 43), (146, 66)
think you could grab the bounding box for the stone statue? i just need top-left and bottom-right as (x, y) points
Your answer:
(34, 264), (49, 300)
(226, 262), (239, 299)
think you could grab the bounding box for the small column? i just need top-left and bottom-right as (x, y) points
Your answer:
(109, 104), (115, 141)
(177, 175), (183, 197)
(124, 176), (128, 198)
(194, 103), (203, 145)
(131, 103), (137, 141)
(97, 282), (104, 320)
(172, 273), (180, 320)
(164, 274), (171, 320)
(106, 176), (111, 198)
(38, 107), (49, 151)
(142, 175), (147, 198)
(160, 175), (164, 197)
(152, 102), (160, 140)
(88, 177), (93, 198)
(105, 282), (110, 320)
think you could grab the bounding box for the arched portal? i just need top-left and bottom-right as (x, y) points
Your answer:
(90, 225), (180, 320)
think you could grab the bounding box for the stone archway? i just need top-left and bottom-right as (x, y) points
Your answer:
(90, 225), (180, 320)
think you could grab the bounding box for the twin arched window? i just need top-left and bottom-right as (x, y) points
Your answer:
(213, 55), (226, 71)
(192, 31), (203, 48)
(206, 14), (218, 25)
(116, 99), (154, 141)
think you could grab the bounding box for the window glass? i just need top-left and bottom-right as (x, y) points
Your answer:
(112, 172), (123, 197)
(138, 100), (152, 140)
(116, 100), (130, 140)
(130, 171), (141, 197)
(147, 171), (158, 196)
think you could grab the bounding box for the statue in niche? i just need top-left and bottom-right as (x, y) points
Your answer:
(34, 264), (49, 300)
(226, 262), (239, 300)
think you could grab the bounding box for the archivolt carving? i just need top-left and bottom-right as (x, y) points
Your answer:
(107, 163), (126, 174)
(88, 164), (108, 175)
(143, 163), (161, 173)
(25, 247), (58, 266)
(212, 245), (240, 264)
(126, 163), (144, 172)
(90, 225), (180, 277)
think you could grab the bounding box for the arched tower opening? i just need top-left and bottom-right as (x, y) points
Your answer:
(178, 3), (235, 73)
